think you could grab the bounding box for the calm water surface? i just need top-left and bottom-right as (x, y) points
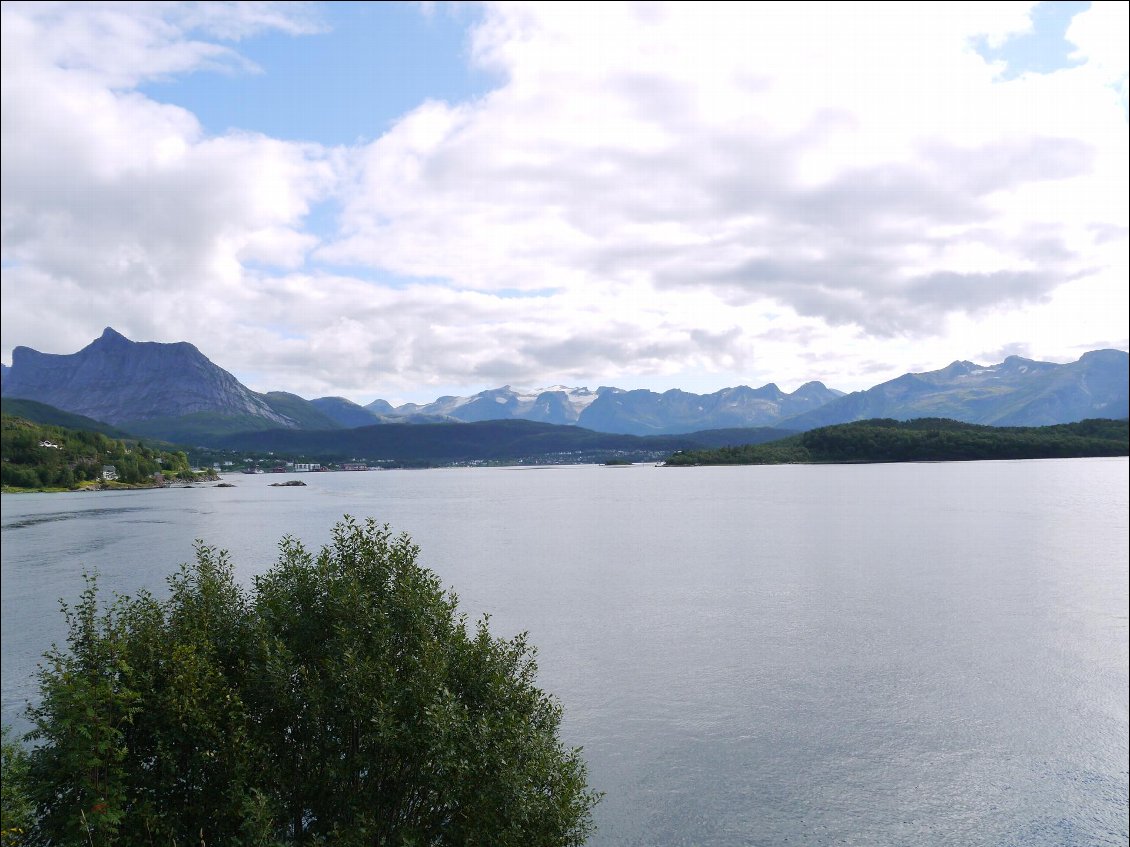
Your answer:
(3, 459), (1127, 846)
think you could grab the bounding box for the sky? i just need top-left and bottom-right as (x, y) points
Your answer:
(1, 1), (1127, 406)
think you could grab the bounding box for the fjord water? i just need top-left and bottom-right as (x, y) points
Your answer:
(2, 459), (1127, 846)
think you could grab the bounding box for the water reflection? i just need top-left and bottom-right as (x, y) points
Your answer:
(2, 505), (148, 530)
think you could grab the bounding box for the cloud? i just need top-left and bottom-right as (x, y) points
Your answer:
(326, 3), (1125, 337)
(2, 2), (325, 89)
(1, 2), (1127, 402)
(1, 1), (335, 354)
(1067, 0), (1129, 103)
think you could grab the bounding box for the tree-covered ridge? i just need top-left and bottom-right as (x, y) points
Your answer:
(1, 414), (197, 490)
(215, 418), (705, 465)
(2, 518), (599, 845)
(664, 418), (1130, 466)
(0, 398), (129, 438)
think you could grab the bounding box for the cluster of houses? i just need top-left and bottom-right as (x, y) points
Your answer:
(232, 462), (367, 474)
(227, 460), (376, 474)
(39, 440), (121, 481)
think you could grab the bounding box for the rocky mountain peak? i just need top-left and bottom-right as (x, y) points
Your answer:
(1, 329), (291, 428)
(96, 326), (131, 345)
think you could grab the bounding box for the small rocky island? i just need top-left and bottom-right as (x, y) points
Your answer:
(269, 479), (307, 487)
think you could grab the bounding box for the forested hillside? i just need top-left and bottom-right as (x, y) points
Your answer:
(664, 418), (1130, 465)
(1, 415), (199, 489)
(0, 398), (129, 437)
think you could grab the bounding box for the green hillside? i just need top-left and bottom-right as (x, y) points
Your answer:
(120, 411), (306, 444)
(258, 391), (343, 430)
(0, 398), (128, 437)
(664, 418), (1130, 465)
(116, 396), (341, 444)
(1, 414), (204, 490)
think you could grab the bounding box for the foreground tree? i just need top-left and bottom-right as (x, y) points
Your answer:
(2, 727), (33, 845)
(20, 517), (599, 845)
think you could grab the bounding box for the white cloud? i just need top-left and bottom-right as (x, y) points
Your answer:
(1, 2), (323, 90)
(1067, 0), (1130, 102)
(315, 3), (1126, 387)
(1, 1), (335, 357)
(1, 1), (1127, 403)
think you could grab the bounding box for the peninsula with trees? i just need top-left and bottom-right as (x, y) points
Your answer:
(663, 418), (1129, 466)
(1, 413), (212, 491)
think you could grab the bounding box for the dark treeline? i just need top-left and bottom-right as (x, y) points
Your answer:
(664, 418), (1130, 466)
(1, 414), (197, 489)
(0, 398), (129, 438)
(212, 418), (791, 465)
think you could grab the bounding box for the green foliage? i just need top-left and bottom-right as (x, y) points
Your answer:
(2, 727), (34, 846)
(0, 414), (196, 490)
(24, 578), (139, 843)
(18, 517), (600, 845)
(665, 418), (1130, 465)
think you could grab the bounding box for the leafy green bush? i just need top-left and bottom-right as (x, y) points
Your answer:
(18, 517), (599, 845)
(1, 727), (33, 846)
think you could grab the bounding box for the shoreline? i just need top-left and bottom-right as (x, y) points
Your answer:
(1, 476), (220, 495)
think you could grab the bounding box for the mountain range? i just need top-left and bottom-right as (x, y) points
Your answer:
(1, 328), (1127, 446)
(786, 349), (1129, 429)
(351, 380), (844, 434)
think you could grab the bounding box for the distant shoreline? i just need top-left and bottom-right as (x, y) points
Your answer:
(1, 476), (220, 495)
(663, 418), (1129, 467)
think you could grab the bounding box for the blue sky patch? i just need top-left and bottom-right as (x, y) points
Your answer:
(973, 1), (1090, 79)
(139, 2), (495, 144)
